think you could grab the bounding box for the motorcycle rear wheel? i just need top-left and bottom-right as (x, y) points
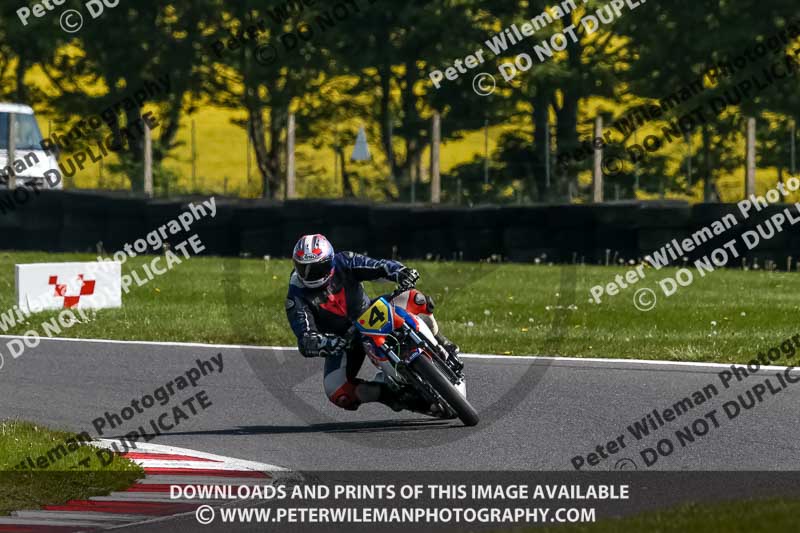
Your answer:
(410, 355), (479, 427)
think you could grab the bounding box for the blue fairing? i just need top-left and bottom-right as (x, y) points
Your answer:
(394, 306), (419, 331)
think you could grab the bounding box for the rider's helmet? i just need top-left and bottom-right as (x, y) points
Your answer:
(292, 234), (335, 289)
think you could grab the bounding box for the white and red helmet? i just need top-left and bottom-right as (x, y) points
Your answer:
(292, 234), (335, 288)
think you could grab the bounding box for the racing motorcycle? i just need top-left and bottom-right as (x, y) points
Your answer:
(352, 287), (479, 427)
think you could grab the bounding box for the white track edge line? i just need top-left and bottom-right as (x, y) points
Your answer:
(0, 334), (297, 351)
(461, 353), (800, 372)
(2, 334), (797, 371)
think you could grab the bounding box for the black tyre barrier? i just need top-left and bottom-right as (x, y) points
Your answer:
(1, 191), (798, 269)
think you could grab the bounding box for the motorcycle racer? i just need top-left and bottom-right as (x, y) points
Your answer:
(285, 234), (459, 413)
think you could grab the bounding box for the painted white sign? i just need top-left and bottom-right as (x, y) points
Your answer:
(351, 126), (371, 161)
(16, 262), (122, 314)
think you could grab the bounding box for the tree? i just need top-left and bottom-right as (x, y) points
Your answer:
(5, 0), (214, 192)
(327, 0), (499, 200)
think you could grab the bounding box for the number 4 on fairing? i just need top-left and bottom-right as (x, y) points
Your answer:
(356, 299), (393, 334)
(369, 306), (386, 326)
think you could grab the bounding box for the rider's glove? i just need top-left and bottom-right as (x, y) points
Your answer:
(394, 267), (420, 291)
(300, 332), (347, 358)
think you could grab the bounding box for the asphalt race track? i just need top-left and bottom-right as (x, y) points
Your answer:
(2, 336), (799, 472)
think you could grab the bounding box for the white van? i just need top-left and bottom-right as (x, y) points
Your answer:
(0, 103), (63, 189)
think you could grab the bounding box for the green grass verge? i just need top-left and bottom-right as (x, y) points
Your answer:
(0, 251), (796, 364)
(0, 420), (142, 515)
(524, 499), (800, 533)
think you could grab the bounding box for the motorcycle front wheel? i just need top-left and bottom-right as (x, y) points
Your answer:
(410, 355), (479, 427)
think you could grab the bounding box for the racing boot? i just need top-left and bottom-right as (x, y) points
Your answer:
(378, 385), (439, 416)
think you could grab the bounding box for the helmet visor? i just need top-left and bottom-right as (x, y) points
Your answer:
(295, 257), (333, 284)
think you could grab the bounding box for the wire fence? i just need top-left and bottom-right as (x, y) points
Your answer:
(52, 109), (800, 205)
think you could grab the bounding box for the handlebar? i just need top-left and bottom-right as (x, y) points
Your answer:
(388, 286), (409, 301)
(390, 277), (420, 300)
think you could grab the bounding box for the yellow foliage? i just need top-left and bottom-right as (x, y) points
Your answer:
(16, 46), (795, 203)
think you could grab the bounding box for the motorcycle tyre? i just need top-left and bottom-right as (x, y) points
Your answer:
(409, 355), (479, 427)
